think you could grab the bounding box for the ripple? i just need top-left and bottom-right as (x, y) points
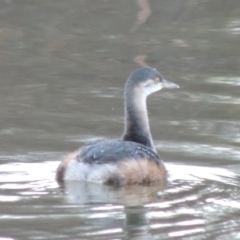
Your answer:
(169, 228), (205, 238)
(180, 92), (240, 104)
(156, 141), (240, 162)
(206, 76), (240, 86)
(167, 164), (237, 184)
(0, 161), (58, 184)
(226, 19), (240, 35)
(0, 156), (240, 240)
(82, 228), (122, 236)
(0, 195), (21, 202)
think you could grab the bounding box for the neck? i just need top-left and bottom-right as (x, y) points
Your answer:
(121, 88), (155, 151)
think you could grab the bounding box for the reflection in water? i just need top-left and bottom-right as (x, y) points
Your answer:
(61, 181), (166, 205)
(131, 0), (151, 33)
(124, 206), (150, 240)
(134, 55), (149, 67)
(1, 159), (239, 239)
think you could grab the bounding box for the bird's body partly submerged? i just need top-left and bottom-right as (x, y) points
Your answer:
(56, 139), (166, 185)
(56, 67), (179, 186)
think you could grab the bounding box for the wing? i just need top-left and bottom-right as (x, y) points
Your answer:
(77, 139), (162, 165)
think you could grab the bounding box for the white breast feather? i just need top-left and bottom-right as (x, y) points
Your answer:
(64, 159), (118, 183)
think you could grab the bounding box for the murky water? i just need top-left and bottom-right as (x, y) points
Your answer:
(0, 0), (240, 239)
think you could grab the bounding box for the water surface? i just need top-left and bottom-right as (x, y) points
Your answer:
(0, 0), (240, 239)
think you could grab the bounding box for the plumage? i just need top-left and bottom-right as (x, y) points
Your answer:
(56, 67), (179, 185)
(78, 139), (161, 164)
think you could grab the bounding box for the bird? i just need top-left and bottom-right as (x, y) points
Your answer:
(56, 67), (179, 186)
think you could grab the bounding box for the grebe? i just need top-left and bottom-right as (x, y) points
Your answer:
(56, 67), (179, 185)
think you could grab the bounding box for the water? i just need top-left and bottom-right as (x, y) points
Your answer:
(0, 0), (240, 239)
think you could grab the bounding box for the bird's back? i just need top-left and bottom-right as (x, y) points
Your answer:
(79, 139), (161, 164)
(56, 139), (167, 185)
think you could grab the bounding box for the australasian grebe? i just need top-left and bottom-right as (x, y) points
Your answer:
(56, 67), (179, 185)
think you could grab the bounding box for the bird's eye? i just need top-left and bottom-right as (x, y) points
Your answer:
(155, 78), (160, 83)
